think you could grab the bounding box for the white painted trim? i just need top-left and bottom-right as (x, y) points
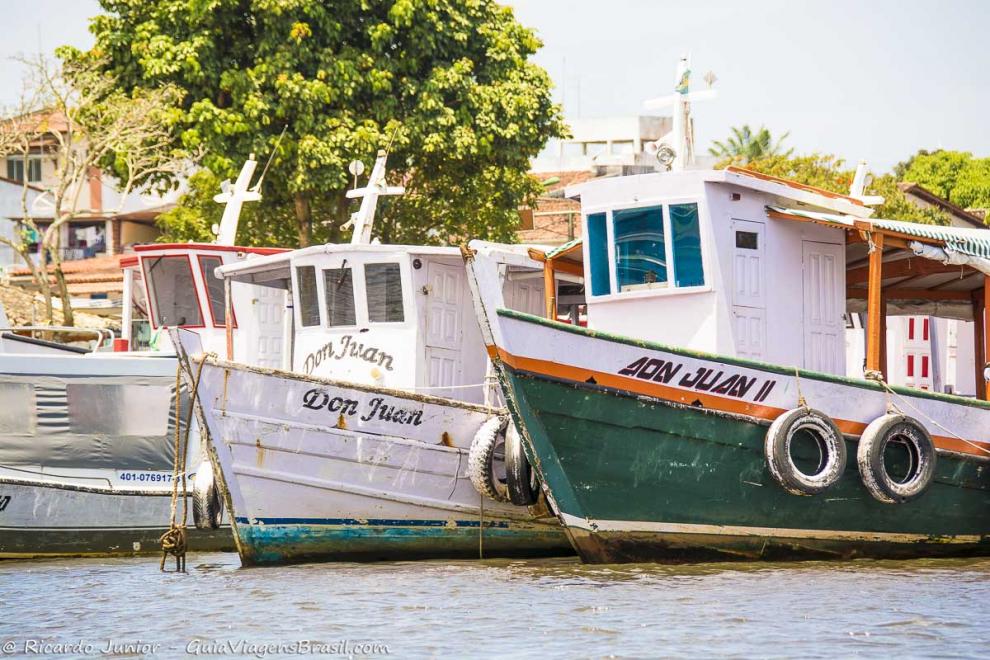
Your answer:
(558, 512), (983, 544)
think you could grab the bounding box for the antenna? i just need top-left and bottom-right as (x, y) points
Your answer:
(341, 149), (405, 245)
(213, 154), (262, 246)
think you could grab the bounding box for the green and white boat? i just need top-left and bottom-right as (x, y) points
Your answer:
(465, 163), (990, 563)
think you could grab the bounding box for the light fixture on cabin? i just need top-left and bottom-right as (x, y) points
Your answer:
(645, 140), (676, 169)
(984, 363), (990, 382)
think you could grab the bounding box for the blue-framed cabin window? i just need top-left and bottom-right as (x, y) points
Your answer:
(614, 206), (667, 290)
(670, 203), (704, 287)
(589, 202), (704, 296)
(587, 212), (612, 296)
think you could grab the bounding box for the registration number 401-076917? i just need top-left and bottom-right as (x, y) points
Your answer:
(117, 472), (194, 484)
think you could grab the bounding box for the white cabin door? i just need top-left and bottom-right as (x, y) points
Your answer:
(244, 286), (286, 369)
(731, 220), (766, 360)
(425, 262), (464, 391)
(802, 241), (845, 374)
(504, 279), (544, 317)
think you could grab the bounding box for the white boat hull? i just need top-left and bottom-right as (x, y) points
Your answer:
(0, 477), (230, 559)
(189, 358), (571, 565)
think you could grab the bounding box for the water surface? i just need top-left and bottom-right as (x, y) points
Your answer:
(2, 554), (988, 658)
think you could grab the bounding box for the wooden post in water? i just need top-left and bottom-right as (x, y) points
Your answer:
(865, 232), (885, 376)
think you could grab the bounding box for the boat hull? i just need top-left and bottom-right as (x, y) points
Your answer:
(188, 359), (571, 566)
(0, 479), (231, 559)
(489, 310), (990, 564)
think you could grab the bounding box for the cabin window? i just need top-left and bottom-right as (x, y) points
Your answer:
(296, 266), (321, 327)
(144, 255), (203, 327)
(670, 203), (705, 287)
(0, 383), (35, 434)
(365, 263), (404, 323)
(197, 255), (229, 327)
(614, 206), (667, 291)
(323, 267), (357, 327)
(66, 384), (171, 436)
(587, 213), (611, 296)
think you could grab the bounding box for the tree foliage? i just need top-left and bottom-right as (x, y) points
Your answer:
(709, 125), (792, 163)
(722, 153), (948, 225)
(80, 0), (566, 248)
(896, 149), (990, 211)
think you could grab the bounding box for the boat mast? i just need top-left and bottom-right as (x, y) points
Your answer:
(213, 155), (263, 246)
(342, 149), (405, 245)
(643, 55), (717, 171)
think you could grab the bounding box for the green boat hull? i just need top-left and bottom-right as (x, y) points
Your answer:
(503, 369), (990, 563)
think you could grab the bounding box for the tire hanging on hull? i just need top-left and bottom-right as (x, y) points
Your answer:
(505, 424), (540, 506)
(468, 416), (510, 503)
(765, 408), (847, 496)
(857, 414), (937, 504)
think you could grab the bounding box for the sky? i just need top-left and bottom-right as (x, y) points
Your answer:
(3, 0), (989, 173)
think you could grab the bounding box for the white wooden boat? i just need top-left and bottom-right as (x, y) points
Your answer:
(179, 152), (572, 565)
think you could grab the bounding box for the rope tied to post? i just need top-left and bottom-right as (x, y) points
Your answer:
(160, 356), (209, 572)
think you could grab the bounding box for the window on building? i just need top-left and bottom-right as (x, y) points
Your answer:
(587, 213), (611, 296)
(562, 142), (584, 157)
(611, 140), (635, 155)
(323, 267), (356, 327)
(670, 203), (705, 287)
(614, 206), (667, 291)
(296, 265), (320, 327)
(585, 142), (607, 157)
(198, 255), (231, 327)
(143, 255), (203, 327)
(5, 157), (41, 183)
(365, 263), (404, 323)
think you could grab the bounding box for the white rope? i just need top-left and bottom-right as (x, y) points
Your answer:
(876, 379), (990, 457)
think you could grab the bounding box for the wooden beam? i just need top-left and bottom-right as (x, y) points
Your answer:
(866, 233), (885, 374)
(974, 286), (986, 401)
(527, 247), (547, 263)
(543, 262), (556, 321)
(983, 277), (990, 401)
(548, 259), (583, 277)
(848, 258), (969, 285)
(846, 287), (972, 302)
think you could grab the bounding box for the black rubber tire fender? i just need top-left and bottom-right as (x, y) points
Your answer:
(467, 416), (510, 503)
(765, 407), (847, 496)
(505, 423), (540, 506)
(192, 460), (223, 530)
(857, 413), (937, 504)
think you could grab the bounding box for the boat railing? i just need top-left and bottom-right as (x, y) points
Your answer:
(0, 326), (113, 353)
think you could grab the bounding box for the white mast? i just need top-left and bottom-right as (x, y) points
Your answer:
(342, 149), (405, 245)
(212, 154), (262, 246)
(643, 55), (717, 171)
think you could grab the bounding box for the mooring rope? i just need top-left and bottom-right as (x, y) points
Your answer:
(160, 357), (209, 572)
(871, 376), (990, 457)
(793, 366), (808, 408)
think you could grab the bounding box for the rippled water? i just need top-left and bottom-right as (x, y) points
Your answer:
(2, 554), (989, 658)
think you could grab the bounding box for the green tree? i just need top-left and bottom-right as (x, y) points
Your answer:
(76, 0), (565, 247)
(897, 150), (990, 211)
(726, 153), (947, 225)
(709, 125), (792, 163)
